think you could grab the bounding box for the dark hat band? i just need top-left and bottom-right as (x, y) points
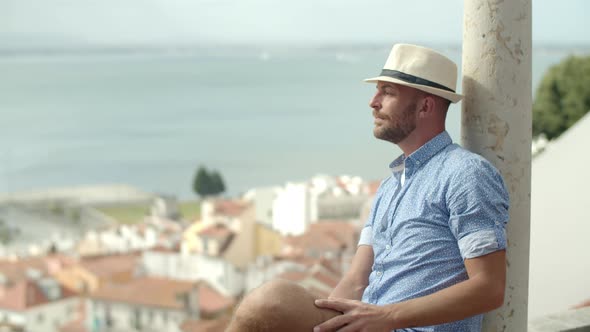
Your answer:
(379, 69), (455, 93)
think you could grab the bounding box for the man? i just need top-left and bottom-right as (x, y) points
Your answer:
(227, 44), (509, 332)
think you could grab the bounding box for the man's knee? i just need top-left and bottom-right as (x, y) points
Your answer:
(227, 279), (339, 332)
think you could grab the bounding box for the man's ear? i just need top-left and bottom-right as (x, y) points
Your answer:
(418, 94), (436, 118)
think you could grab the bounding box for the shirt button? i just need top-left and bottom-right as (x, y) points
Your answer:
(376, 271), (383, 276)
(386, 244), (391, 250)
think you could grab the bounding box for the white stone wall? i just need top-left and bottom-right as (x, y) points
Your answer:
(141, 251), (244, 297)
(0, 310), (25, 329)
(272, 183), (315, 236)
(200, 200), (216, 225)
(529, 114), (590, 320)
(316, 194), (368, 220)
(22, 297), (80, 332)
(271, 177), (368, 235)
(97, 225), (157, 254)
(529, 307), (590, 332)
(87, 299), (190, 332)
(244, 187), (279, 227)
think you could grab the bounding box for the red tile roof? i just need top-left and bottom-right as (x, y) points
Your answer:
(91, 277), (195, 309)
(283, 221), (359, 253)
(0, 256), (79, 311)
(0, 255), (76, 280)
(149, 245), (177, 253)
(0, 278), (77, 311)
(198, 284), (235, 315)
(198, 224), (234, 239)
(180, 317), (231, 332)
(91, 277), (234, 313)
(79, 253), (139, 278)
(213, 200), (249, 217)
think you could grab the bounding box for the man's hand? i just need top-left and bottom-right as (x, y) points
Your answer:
(313, 298), (395, 332)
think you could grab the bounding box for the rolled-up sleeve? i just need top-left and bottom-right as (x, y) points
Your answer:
(358, 226), (373, 246)
(447, 159), (510, 259)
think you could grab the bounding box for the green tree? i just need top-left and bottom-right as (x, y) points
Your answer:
(533, 55), (590, 140)
(193, 166), (212, 197)
(192, 166), (226, 197)
(0, 219), (14, 245)
(210, 171), (226, 194)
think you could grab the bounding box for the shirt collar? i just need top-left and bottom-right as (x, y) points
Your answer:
(389, 131), (453, 173)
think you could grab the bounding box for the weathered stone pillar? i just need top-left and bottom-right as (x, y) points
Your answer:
(461, 0), (532, 331)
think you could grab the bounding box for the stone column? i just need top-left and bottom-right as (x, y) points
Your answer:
(461, 0), (532, 331)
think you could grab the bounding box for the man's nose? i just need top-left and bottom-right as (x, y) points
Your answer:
(369, 93), (380, 109)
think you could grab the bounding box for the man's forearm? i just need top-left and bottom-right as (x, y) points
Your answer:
(314, 251), (506, 331)
(386, 273), (504, 328)
(329, 245), (373, 300)
(314, 272), (504, 332)
(329, 275), (368, 300)
(386, 252), (506, 329)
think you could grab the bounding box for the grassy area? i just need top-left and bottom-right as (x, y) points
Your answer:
(96, 200), (201, 224)
(179, 200), (201, 221)
(96, 203), (151, 224)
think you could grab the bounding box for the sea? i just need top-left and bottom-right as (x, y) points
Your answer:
(0, 44), (587, 199)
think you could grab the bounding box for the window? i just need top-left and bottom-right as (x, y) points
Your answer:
(66, 303), (75, 316)
(105, 305), (113, 328)
(132, 307), (142, 330)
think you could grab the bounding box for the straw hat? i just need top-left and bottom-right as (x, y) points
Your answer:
(364, 44), (463, 103)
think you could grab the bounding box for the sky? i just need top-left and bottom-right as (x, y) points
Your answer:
(0, 0), (588, 48)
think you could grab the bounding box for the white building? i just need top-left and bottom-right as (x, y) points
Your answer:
(141, 249), (244, 298)
(243, 186), (280, 228)
(87, 277), (199, 332)
(316, 194), (368, 220)
(272, 182), (317, 236)
(528, 112), (590, 320)
(77, 223), (158, 256)
(271, 175), (369, 236)
(87, 277), (234, 332)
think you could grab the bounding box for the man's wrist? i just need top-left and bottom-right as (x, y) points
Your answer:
(384, 303), (404, 330)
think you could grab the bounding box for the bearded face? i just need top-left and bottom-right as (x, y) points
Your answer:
(373, 100), (418, 144)
(370, 82), (420, 144)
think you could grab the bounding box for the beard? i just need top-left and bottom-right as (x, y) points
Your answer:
(373, 102), (417, 144)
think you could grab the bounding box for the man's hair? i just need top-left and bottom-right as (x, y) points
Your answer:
(415, 90), (451, 114)
(439, 97), (451, 112)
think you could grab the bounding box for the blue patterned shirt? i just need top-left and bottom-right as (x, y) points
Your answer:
(359, 131), (509, 332)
